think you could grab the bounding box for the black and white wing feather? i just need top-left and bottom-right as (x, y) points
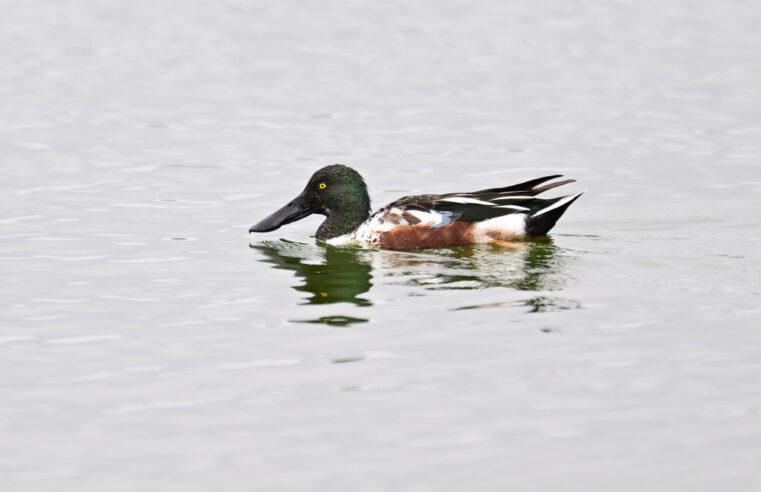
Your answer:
(348, 175), (582, 242)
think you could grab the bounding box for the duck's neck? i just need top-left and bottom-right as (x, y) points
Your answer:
(316, 201), (371, 240)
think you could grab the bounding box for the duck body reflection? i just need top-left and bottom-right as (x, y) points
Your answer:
(252, 239), (574, 315)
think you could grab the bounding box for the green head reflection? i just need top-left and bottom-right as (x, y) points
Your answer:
(251, 240), (372, 306)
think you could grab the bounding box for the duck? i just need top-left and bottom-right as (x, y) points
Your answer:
(249, 164), (583, 250)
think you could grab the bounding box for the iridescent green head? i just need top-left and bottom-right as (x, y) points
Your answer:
(249, 164), (371, 240)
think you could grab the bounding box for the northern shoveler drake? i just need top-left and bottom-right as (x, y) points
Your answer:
(249, 164), (583, 250)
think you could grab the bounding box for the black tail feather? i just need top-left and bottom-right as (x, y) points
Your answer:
(474, 175), (564, 195)
(531, 178), (576, 194)
(525, 193), (583, 237)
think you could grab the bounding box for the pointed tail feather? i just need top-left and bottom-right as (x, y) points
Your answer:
(525, 191), (584, 237)
(475, 175), (564, 195)
(531, 178), (576, 194)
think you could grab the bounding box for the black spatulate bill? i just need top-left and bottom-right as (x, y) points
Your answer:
(249, 193), (313, 233)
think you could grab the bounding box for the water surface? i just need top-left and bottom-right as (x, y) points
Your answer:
(1, 1), (760, 490)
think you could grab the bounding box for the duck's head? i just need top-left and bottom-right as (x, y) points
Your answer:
(249, 164), (371, 239)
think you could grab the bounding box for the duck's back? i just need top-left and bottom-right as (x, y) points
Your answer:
(327, 175), (583, 250)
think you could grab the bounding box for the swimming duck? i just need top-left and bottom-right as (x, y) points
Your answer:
(249, 164), (583, 250)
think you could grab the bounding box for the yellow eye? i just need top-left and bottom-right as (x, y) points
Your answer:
(319, 183), (327, 189)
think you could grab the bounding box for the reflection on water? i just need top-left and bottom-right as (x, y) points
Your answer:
(252, 239), (577, 316)
(292, 315), (370, 327)
(378, 239), (570, 292)
(251, 240), (373, 306)
(454, 296), (582, 313)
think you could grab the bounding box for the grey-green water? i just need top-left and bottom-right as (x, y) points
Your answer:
(2, 1), (760, 490)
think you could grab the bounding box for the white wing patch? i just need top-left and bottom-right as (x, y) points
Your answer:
(438, 197), (495, 206)
(493, 195), (535, 201)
